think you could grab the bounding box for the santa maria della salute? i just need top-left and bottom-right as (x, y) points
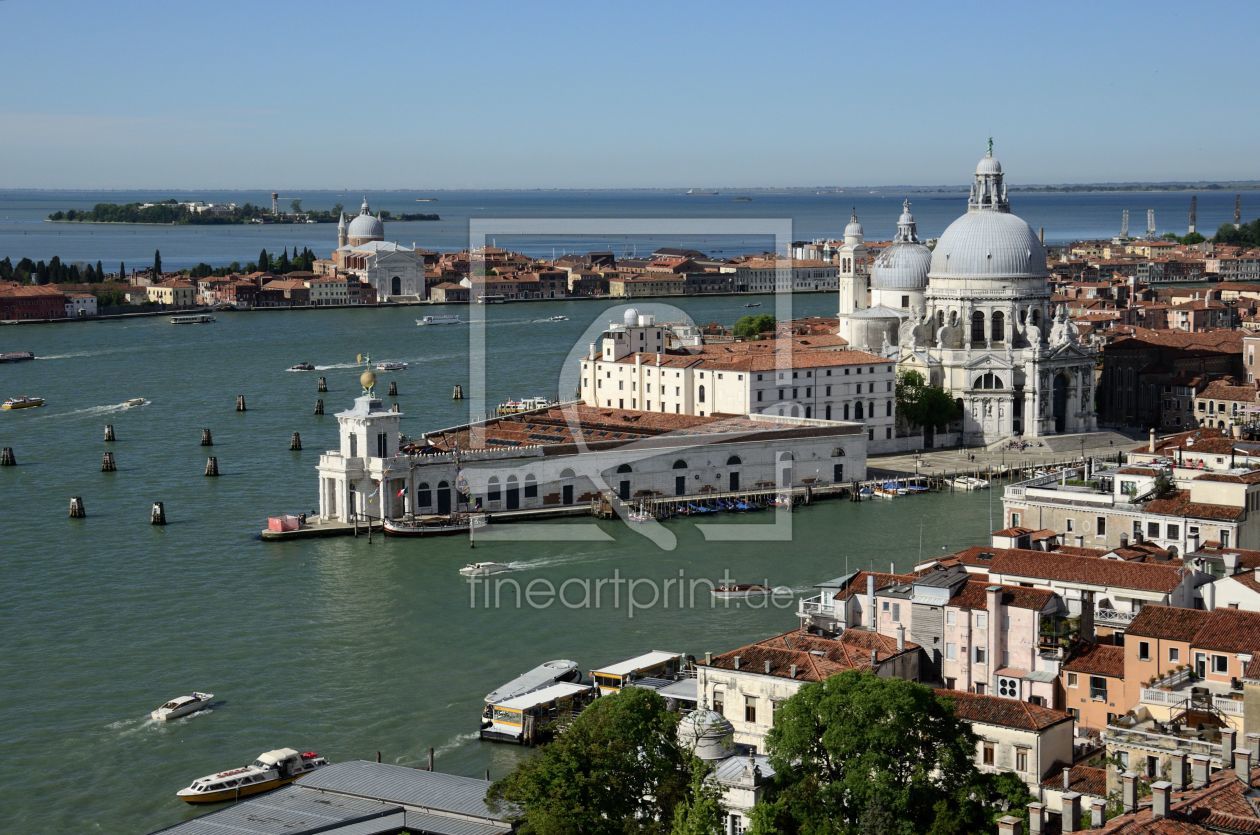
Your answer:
(838, 141), (1098, 445)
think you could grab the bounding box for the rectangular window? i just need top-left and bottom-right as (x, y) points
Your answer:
(744, 696), (757, 723)
(1214, 655), (1229, 674)
(1097, 516), (1107, 537)
(1148, 521), (1159, 538)
(524, 481), (538, 499)
(1066, 518), (1074, 532)
(1139, 642), (1150, 661)
(945, 643), (957, 660)
(975, 646), (986, 664)
(1169, 647), (1180, 663)
(713, 690), (724, 715)
(891, 602), (901, 621)
(1067, 672), (1078, 688)
(982, 743), (995, 766)
(1011, 512), (1020, 527)
(1016, 748), (1029, 773)
(1089, 676), (1107, 700)
(975, 683), (986, 695)
(976, 613), (987, 628)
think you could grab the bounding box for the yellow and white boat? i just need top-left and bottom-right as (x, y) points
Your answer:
(176, 748), (327, 804)
(2, 396), (45, 410)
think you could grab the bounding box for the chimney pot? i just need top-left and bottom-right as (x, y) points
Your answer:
(1062, 765), (1072, 789)
(1122, 770), (1139, 813)
(1235, 748), (1251, 783)
(1061, 791), (1081, 832)
(870, 648), (878, 667)
(764, 660), (772, 674)
(733, 655), (741, 670)
(997, 815), (1022, 835)
(1149, 427), (1157, 453)
(1027, 801), (1044, 835)
(866, 574), (876, 629)
(1247, 732), (1260, 761)
(1151, 780), (1172, 819)
(789, 664), (798, 679)
(896, 624), (906, 651)
(704, 651), (712, 665)
(1192, 754), (1211, 787)
(1170, 751), (1188, 790)
(1090, 798), (1106, 828)
(1223, 728), (1238, 761)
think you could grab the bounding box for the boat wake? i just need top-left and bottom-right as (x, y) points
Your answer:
(36, 351), (104, 361)
(431, 731), (479, 758)
(42, 400), (148, 419)
(502, 551), (606, 572)
(312, 362), (361, 371)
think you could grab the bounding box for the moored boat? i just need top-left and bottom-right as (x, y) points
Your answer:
(952, 476), (990, 491)
(459, 561), (510, 577)
(2, 395), (45, 410)
(481, 681), (593, 744)
(383, 513), (487, 537)
(484, 660), (582, 706)
(496, 396), (557, 416)
(151, 691), (214, 722)
(176, 748), (327, 804)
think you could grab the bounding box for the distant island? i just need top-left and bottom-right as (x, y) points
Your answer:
(47, 199), (438, 225)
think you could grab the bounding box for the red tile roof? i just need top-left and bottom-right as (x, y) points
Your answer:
(935, 689), (1072, 732)
(1063, 643), (1125, 678)
(703, 628), (918, 683)
(948, 580), (1058, 612)
(1143, 490), (1247, 522)
(986, 548), (1185, 593)
(1128, 605), (1260, 654)
(1041, 764), (1107, 798)
(1093, 765), (1260, 833)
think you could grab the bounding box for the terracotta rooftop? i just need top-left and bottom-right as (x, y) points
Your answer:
(703, 628), (918, 683)
(1041, 764), (1108, 798)
(1063, 643), (1125, 678)
(1128, 605), (1260, 654)
(1091, 764), (1260, 833)
(1198, 379), (1259, 403)
(832, 570), (917, 602)
(935, 689), (1072, 732)
(964, 547), (1186, 593)
(1143, 490), (1247, 522)
(610, 336), (887, 373)
(947, 580), (1058, 612)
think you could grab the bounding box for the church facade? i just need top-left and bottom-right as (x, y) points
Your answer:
(316, 197), (427, 301)
(839, 144), (1097, 445)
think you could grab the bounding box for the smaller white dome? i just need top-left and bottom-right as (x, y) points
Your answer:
(843, 209), (863, 240)
(976, 155), (1002, 176)
(872, 242), (932, 291)
(678, 708), (736, 761)
(623, 307), (639, 327)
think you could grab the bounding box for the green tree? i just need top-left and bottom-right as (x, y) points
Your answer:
(290, 198), (302, 215)
(733, 313), (776, 339)
(153, 249), (162, 277)
(489, 687), (691, 834)
(750, 671), (998, 835)
(670, 757), (726, 835)
(896, 370), (961, 430)
(258, 249), (270, 273)
(119, 261), (126, 280)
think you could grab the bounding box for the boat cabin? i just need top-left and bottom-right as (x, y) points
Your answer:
(591, 651), (684, 695)
(482, 681), (592, 744)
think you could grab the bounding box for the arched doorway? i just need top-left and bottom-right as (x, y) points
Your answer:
(726, 455), (741, 491)
(505, 475), (520, 509)
(390, 276), (402, 296)
(672, 459), (688, 496)
(616, 464), (632, 500)
(1052, 373), (1069, 434)
(560, 468), (575, 505)
(437, 480), (452, 514)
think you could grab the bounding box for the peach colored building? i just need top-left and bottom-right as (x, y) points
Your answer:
(1061, 643), (1126, 731)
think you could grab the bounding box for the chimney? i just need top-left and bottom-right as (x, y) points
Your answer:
(1061, 791), (1081, 832)
(1224, 553), (1241, 574)
(1027, 801), (1044, 835)
(997, 816), (1022, 835)
(1235, 748), (1251, 783)
(866, 574), (876, 629)
(1192, 754), (1211, 787)
(1062, 765), (1072, 789)
(1222, 728), (1237, 761)
(1188, 531), (1200, 552)
(1170, 751), (1188, 790)
(1120, 532), (1130, 548)
(1121, 770), (1138, 813)
(1090, 799), (1106, 829)
(789, 663), (798, 679)
(1151, 780), (1172, 819)
(896, 624), (906, 651)
(1246, 732), (1260, 761)
(1149, 427), (1157, 453)
(764, 660), (772, 674)
(870, 648), (878, 667)
(733, 655), (741, 671)
(704, 651), (712, 665)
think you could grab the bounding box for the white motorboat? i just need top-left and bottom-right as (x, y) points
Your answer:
(417, 314), (463, 326)
(375, 361), (408, 371)
(124, 397), (147, 408)
(496, 397), (557, 416)
(484, 659), (582, 705)
(176, 748), (327, 804)
(151, 691), (214, 722)
(712, 583), (770, 599)
(952, 476), (990, 491)
(459, 561), (510, 577)
(287, 362), (315, 372)
(383, 514), (488, 537)
(535, 315), (568, 322)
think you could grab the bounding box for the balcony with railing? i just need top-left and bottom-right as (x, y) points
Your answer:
(1095, 607), (1138, 628)
(1139, 670), (1246, 718)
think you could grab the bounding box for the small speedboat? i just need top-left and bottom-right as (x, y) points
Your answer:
(538, 315), (568, 322)
(2, 396), (45, 410)
(287, 362), (315, 372)
(151, 691), (214, 722)
(176, 748), (327, 804)
(375, 361), (408, 371)
(124, 398), (147, 408)
(952, 476), (990, 491)
(417, 314), (462, 326)
(744, 302), (762, 308)
(460, 561), (510, 577)
(712, 584), (771, 599)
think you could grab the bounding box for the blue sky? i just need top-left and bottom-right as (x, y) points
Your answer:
(2, 0), (1256, 189)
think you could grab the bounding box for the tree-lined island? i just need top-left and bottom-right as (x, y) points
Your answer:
(46, 199), (438, 225)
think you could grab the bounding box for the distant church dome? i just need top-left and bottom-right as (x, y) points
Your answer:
(928, 141), (1046, 281)
(677, 708), (736, 761)
(871, 199), (931, 291)
(347, 196), (385, 243)
(843, 209), (864, 244)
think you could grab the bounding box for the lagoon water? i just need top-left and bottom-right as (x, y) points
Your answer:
(0, 187), (1250, 270)
(0, 294), (1002, 832)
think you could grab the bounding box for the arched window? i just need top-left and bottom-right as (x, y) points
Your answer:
(1030, 308), (1041, 327)
(698, 384), (706, 404)
(949, 310), (959, 327)
(855, 401), (864, 420)
(825, 404), (832, 420)
(487, 476), (501, 501)
(524, 473), (538, 499)
(844, 403), (850, 420)
(616, 463), (632, 474)
(936, 310), (945, 329)
(973, 373), (1006, 390)
(726, 455), (742, 466)
(971, 310), (986, 343)
(417, 482), (432, 507)
(672, 459), (688, 469)
(991, 310), (1005, 342)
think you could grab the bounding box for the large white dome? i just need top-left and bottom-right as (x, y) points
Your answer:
(347, 212), (384, 242)
(929, 211), (1046, 280)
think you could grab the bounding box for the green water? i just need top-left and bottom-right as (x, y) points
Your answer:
(0, 297), (995, 832)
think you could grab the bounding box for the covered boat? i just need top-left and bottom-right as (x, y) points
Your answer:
(484, 659), (581, 706)
(151, 691), (214, 722)
(383, 513), (487, 537)
(176, 748), (327, 804)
